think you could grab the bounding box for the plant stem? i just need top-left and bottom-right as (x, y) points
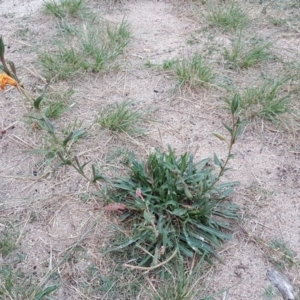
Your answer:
(208, 113), (240, 191)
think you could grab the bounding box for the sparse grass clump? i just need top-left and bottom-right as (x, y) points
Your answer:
(0, 222), (58, 299)
(38, 47), (85, 80)
(150, 262), (204, 300)
(44, 88), (74, 118)
(175, 54), (213, 87)
(228, 77), (292, 122)
(0, 231), (16, 257)
(148, 54), (213, 88)
(96, 100), (145, 135)
(268, 239), (297, 270)
(206, 2), (249, 31)
(43, 0), (87, 18)
(224, 35), (272, 69)
(263, 286), (278, 300)
(162, 58), (177, 70)
(0, 266), (58, 300)
(38, 20), (130, 80)
(79, 264), (142, 298)
(268, 17), (286, 27)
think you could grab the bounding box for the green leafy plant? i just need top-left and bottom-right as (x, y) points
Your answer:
(104, 97), (242, 269)
(224, 35), (272, 69)
(96, 100), (146, 135)
(0, 36), (20, 83)
(206, 2), (249, 31)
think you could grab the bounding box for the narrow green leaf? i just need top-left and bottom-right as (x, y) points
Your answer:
(231, 93), (240, 114)
(33, 285), (58, 300)
(43, 116), (54, 133)
(70, 129), (85, 140)
(221, 122), (233, 134)
(33, 95), (44, 110)
(63, 129), (85, 146)
(217, 187), (233, 199)
(7, 61), (17, 76)
(63, 132), (73, 146)
(74, 156), (84, 174)
(119, 211), (132, 221)
(172, 208), (187, 216)
(33, 83), (49, 110)
(189, 227), (220, 248)
(184, 184), (193, 199)
(57, 151), (66, 163)
(213, 133), (227, 142)
(178, 242), (194, 257)
(92, 164), (105, 182)
(53, 160), (71, 174)
(213, 153), (222, 167)
(103, 238), (137, 254)
(0, 36), (4, 58)
(192, 222), (231, 241)
(196, 158), (210, 170)
(183, 222), (202, 255)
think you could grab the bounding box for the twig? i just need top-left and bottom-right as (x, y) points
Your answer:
(124, 248), (177, 271)
(267, 269), (295, 300)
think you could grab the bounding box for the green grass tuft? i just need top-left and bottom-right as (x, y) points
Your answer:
(206, 2), (249, 31)
(268, 238), (297, 270)
(0, 233), (16, 257)
(96, 100), (146, 135)
(228, 77), (292, 122)
(38, 19), (130, 80)
(43, 0), (87, 18)
(175, 54), (213, 87)
(224, 35), (272, 69)
(263, 286), (278, 300)
(44, 88), (74, 118)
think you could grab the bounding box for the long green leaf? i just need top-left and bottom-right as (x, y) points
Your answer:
(191, 221), (231, 240)
(43, 116), (54, 133)
(213, 153), (222, 167)
(33, 285), (58, 300)
(103, 238), (137, 254)
(0, 36), (4, 58)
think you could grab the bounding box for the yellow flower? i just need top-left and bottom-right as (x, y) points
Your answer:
(0, 73), (18, 90)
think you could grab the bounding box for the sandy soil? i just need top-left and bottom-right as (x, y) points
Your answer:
(1, 0), (300, 299)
